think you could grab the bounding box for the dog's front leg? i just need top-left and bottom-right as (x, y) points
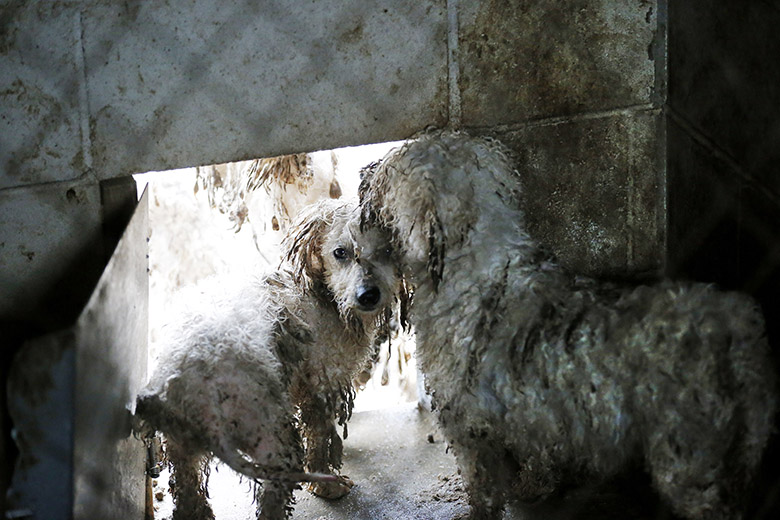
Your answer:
(299, 398), (354, 499)
(454, 442), (511, 520)
(439, 411), (520, 520)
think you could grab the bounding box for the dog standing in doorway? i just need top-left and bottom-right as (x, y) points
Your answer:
(136, 198), (401, 519)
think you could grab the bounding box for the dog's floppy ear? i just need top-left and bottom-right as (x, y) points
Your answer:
(282, 203), (334, 290)
(359, 146), (447, 292)
(358, 160), (381, 232)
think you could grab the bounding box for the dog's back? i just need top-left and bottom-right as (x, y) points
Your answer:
(137, 274), (302, 474)
(617, 282), (776, 517)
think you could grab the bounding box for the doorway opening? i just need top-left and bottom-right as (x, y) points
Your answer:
(133, 141), (417, 412)
(132, 140), (435, 519)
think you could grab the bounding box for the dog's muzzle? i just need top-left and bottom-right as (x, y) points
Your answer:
(357, 286), (381, 310)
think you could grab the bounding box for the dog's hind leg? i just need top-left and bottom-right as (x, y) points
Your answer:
(644, 404), (746, 520)
(166, 437), (215, 520)
(300, 398), (354, 499)
(254, 479), (298, 520)
(647, 310), (775, 520)
(647, 446), (738, 519)
(458, 448), (509, 519)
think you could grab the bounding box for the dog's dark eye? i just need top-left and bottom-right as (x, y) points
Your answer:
(333, 247), (348, 260)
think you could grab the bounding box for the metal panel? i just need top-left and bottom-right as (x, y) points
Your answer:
(73, 190), (148, 519)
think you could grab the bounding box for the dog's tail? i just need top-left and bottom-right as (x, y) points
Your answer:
(132, 391), (167, 436)
(275, 472), (342, 483)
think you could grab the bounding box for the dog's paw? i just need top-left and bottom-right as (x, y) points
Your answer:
(308, 475), (354, 499)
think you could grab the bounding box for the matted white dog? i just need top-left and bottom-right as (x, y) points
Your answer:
(360, 130), (777, 520)
(135, 198), (401, 519)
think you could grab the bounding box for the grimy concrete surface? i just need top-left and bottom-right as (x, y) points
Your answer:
(151, 404), (666, 520)
(1, 0), (666, 329)
(290, 404), (467, 520)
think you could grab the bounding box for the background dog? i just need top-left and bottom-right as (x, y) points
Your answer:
(135, 198), (400, 519)
(360, 130), (777, 519)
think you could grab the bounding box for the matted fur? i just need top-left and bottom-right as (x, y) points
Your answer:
(196, 152), (342, 235)
(360, 130), (777, 520)
(135, 198), (400, 519)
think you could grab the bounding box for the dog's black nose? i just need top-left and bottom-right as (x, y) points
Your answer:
(357, 287), (381, 308)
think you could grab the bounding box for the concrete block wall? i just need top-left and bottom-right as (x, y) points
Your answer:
(1, 0), (448, 330)
(1, 1), (666, 333)
(6, 1), (779, 325)
(455, 0), (665, 278)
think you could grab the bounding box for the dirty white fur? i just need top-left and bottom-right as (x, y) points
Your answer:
(360, 130), (777, 520)
(135, 198), (400, 519)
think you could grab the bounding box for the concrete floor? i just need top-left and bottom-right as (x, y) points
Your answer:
(151, 403), (470, 520)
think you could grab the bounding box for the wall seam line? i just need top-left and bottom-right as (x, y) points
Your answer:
(75, 10), (94, 177)
(469, 104), (658, 134)
(447, 0), (462, 129)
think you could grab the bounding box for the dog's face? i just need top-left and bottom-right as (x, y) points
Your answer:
(320, 217), (397, 315)
(284, 199), (399, 318)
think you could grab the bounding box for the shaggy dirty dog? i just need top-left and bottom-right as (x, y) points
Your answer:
(360, 131), (777, 519)
(135, 199), (400, 519)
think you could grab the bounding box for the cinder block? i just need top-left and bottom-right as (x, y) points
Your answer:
(81, 0), (447, 177)
(0, 3), (86, 189)
(497, 110), (664, 279)
(458, 0), (660, 127)
(0, 181), (105, 326)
